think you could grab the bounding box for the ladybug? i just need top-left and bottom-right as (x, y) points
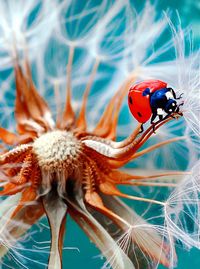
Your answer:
(128, 80), (183, 132)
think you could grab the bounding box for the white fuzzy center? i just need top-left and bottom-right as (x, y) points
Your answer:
(33, 130), (81, 169)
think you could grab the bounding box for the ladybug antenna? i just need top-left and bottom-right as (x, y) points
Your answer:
(142, 88), (151, 96)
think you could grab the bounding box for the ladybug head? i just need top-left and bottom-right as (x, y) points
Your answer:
(165, 99), (177, 113)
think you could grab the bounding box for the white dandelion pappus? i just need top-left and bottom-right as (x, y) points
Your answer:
(0, 0), (62, 69)
(164, 17), (200, 138)
(164, 161), (200, 251)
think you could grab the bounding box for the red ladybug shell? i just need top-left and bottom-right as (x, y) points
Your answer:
(128, 80), (167, 123)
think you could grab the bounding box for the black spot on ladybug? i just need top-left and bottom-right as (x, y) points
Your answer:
(142, 88), (151, 96)
(129, 96), (133, 104)
(137, 112), (142, 117)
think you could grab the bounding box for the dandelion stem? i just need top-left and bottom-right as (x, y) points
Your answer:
(132, 136), (186, 159)
(99, 182), (165, 206)
(76, 58), (100, 130)
(54, 81), (62, 126)
(42, 194), (68, 269)
(120, 181), (177, 187)
(61, 45), (75, 127)
(115, 192), (165, 206)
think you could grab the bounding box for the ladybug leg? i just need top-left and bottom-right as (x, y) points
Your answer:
(152, 124), (156, 133)
(150, 112), (158, 133)
(150, 111), (157, 125)
(175, 106), (180, 113)
(158, 115), (163, 121)
(139, 124), (144, 133)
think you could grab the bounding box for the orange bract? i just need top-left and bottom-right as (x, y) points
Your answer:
(0, 58), (184, 269)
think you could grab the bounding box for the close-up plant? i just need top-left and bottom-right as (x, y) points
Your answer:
(0, 1), (199, 269)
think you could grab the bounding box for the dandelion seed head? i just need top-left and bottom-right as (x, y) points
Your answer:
(33, 130), (81, 170)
